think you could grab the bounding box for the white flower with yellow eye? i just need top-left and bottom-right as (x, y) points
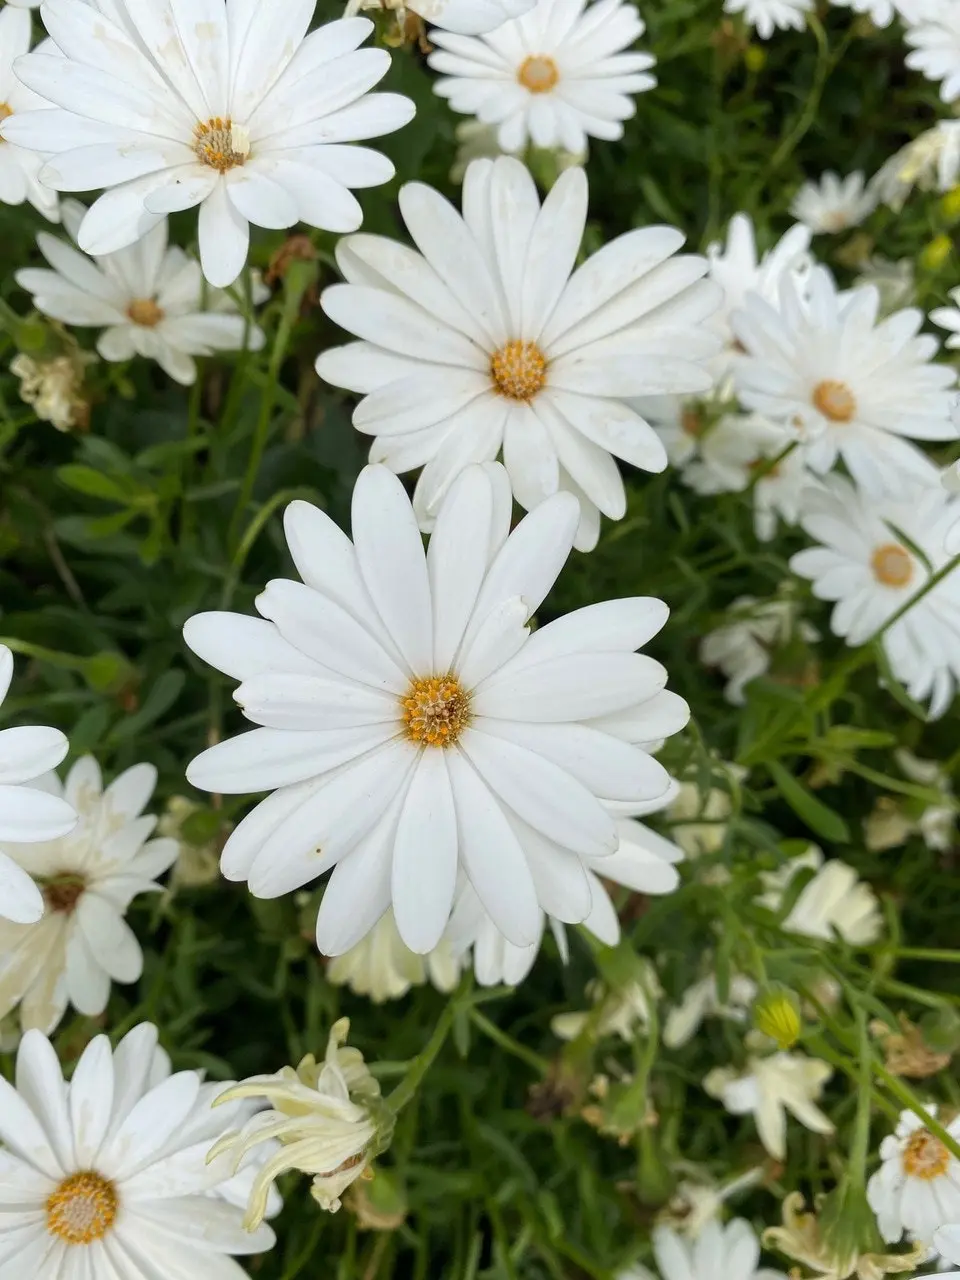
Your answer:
(790, 171), (877, 234)
(868, 1108), (960, 1243)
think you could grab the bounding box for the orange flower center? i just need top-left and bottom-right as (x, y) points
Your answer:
(194, 117), (250, 173)
(491, 340), (547, 401)
(871, 542), (914, 589)
(902, 1129), (950, 1181)
(47, 1172), (119, 1244)
(812, 379), (856, 423)
(402, 676), (469, 747)
(127, 298), (165, 328)
(517, 55), (560, 94)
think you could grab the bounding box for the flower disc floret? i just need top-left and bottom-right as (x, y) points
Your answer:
(490, 340), (547, 400)
(402, 676), (470, 746)
(46, 1173), (118, 1245)
(871, 543), (914, 589)
(902, 1129), (950, 1180)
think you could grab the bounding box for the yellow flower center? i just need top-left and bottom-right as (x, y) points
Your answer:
(681, 408), (704, 437)
(43, 873), (87, 915)
(812, 378), (856, 423)
(490, 340), (547, 401)
(871, 542), (914, 589)
(402, 676), (469, 747)
(127, 298), (164, 328)
(194, 117), (250, 173)
(902, 1129), (950, 1181)
(47, 1172), (119, 1244)
(517, 54), (560, 94)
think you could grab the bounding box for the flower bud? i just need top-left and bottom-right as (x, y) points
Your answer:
(753, 986), (802, 1050)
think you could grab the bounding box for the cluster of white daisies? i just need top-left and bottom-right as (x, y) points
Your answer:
(0, 0), (956, 1275)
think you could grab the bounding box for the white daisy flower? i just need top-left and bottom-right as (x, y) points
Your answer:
(317, 157), (720, 549)
(790, 473), (960, 718)
(906, 4), (960, 103)
(790, 171), (877, 234)
(16, 199), (266, 386)
(681, 411), (792, 496)
(327, 907), (461, 1002)
(0, 645), (75, 925)
(705, 212), (811, 389)
(184, 462), (687, 956)
(0, 754), (177, 1033)
(0, 1021), (276, 1275)
(704, 1052), (834, 1160)
(0, 6), (59, 220)
(868, 1108), (960, 1243)
(733, 266), (958, 496)
(212, 1017), (388, 1226)
(758, 845), (883, 945)
(663, 966), (756, 1048)
(627, 1220), (787, 1280)
(2, 2), (414, 288)
(723, 0), (813, 40)
(450, 810), (685, 986)
(700, 594), (819, 705)
(427, 0), (655, 154)
(871, 120), (960, 210)
(347, 0), (535, 36)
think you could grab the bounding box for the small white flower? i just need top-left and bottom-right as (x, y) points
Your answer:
(681, 412), (793, 499)
(658, 1169), (766, 1240)
(790, 171), (877, 234)
(552, 958), (661, 1042)
(700, 594), (819, 705)
(758, 845), (883, 945)
(868, 1108), (960, 1244)
(0, 6), (58, 220)
(663, 968), (757, 1049)
(906, 5), (960, 103)
(734, 266), (958, 496)
(704, 1052), (835, 1160)
(212, 1018), (389, 1227)
(327, 908), (461, 1002)
(0, 755), (177, 1033)
(3, 2), (414, 287)
(185, 463), (688, 956)
(427, 0), (656, 154)
(17, 200), (266, 386)
(790, 473), (960, 717)
(0, 1022), (275, 1275)
(630, 1220), (787, 1280)
(10, 344), (94, 431)
(723, 0), (813, 39)
(630, 395), (707, 469)
(871, 120), (960, 209)
(0, 645), (75, 925)
(346, 0), (535, 35)
(317, 156), (720, 549)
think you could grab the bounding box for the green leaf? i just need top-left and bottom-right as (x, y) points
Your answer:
(768, 761), (851, 844)
(57, 465), (133, 503)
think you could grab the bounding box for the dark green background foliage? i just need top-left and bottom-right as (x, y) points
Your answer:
(1, 1), (959, 1275)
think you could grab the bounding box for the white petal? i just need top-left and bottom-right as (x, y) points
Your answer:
(392, 749), (458, 953)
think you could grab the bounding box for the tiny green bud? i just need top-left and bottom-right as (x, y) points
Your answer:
(753, 985), (802, 1050)
(941, 185), (960, 222)
(920, 234), (952, 271)
(744, 45), (766, 72)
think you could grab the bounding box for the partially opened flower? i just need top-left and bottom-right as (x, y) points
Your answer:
(184, 462), (687, 955)
(552, 958), (661, 1042)
(699, 594), (819, 705)
(0, 6), (59, 220)
(327, 908), (461, 1002)
(790, 171), (877, 234)
(0, 1022), (276, 1276)
(758, 846), (883, 945)
(868, 1108), (960, 1243)
(663, 965), (757, 1048)
(16, 200), (266, 385)
(427, 0), (656, 154)
(734, 267), (958, 495)
(212, 1018), (390, 1227)
(317, 157), (720, 549)
(3, 2), (414, 287)
(0, 644), (75, 925)
(0, 755), (177, 1032)
(641, 1220), (787, 1280)
(704, 1052), (834, 1159)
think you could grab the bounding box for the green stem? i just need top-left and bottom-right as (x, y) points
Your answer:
(469, 1009), (549, 1074)
(848, 1009), (872, 1191)
(387, 998), (459, 1114)
(872, 551), (960, 642)
(871, 1060), (960, 1161)
(218, 485), (317, 612)
(882, 948), (960, 963)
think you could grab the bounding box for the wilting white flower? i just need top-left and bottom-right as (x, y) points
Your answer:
(626, 1220), (787, 1280)
(790, 473), (960, 718)
(658, 1168), (766, 1239)
(3, 3), (414, 287)
(317, 157), (720, 549)
(870, 120), (960, 210)
(865, 750), (957, 853)
(723, 0), (813, 40)
(758, 845), (882, 945)
(868, 1108), (960, 1243)
(185, 463), (687, 956)
(0, 645), (75, 925)
(905, 6), (960, 103)
(212, 1018), (390, 1227)
(9, 345), (95, 431)
(700, 594), (819, 705)
(0, 755), (177, 1032)
(0, 7), (59, 220)
(0, 1022), (275, 1276)
(552, 958), (661, 1042)
(734, 266), (958, 496)
(764, 1191), (929, 1280)
(16, 200), (265, 386)
(327, 908), (461, 1002)
(663, 967), (757, 1048)
(704, 1052), (834, 1160)
(346, 0), (535, 35)
(450, 811), (684, 986)
(428, 0), (656, 154)
(790, 171), (877, 234)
